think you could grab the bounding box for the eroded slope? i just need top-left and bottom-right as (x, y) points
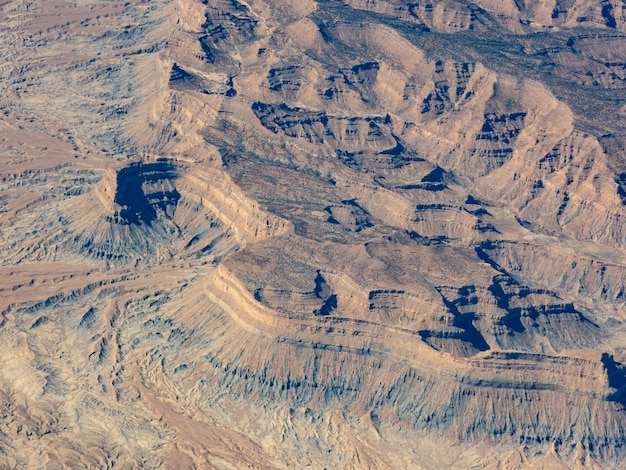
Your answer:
(2, 0), (626, 468)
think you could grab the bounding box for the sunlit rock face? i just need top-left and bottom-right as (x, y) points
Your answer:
(2, 0), (626, 467)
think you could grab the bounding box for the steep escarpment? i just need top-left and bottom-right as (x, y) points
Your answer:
(158, 267), (626, 463)
(3, 0), (626, 468)
(347, 0), (626, 34)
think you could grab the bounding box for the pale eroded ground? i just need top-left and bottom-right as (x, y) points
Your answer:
(2, 0), (626, 468)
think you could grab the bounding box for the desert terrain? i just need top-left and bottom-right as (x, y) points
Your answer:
(2, 0), (626, 468)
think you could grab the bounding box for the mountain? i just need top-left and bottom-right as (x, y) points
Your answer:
(2, 0), (626, 468)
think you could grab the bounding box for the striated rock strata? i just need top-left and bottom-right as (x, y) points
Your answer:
(2, 0), (626, 468)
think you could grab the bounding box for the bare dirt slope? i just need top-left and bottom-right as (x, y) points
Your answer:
(2, 0), (626, 468)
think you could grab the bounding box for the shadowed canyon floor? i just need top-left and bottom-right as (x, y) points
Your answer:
(2, 0), (626, 468)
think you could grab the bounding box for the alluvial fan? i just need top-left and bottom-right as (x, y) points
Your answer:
(2, 0), (626, 468)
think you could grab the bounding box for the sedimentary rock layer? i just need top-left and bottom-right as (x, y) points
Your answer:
(2, 0), (626, 468)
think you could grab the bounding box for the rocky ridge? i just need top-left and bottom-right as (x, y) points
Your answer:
(2, 0), (626, 468)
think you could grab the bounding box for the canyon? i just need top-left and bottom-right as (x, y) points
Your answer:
(2, 0), (626, 468)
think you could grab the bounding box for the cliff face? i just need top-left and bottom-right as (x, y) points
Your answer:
(2, 0), (626, 468)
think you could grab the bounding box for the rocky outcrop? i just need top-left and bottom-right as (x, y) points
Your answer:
(347, 0), (626, 34)
(4, 0), (626, 468)
(251, 101), (398, 152)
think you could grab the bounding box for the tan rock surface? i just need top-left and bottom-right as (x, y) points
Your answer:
(3, 0), (626, 468)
